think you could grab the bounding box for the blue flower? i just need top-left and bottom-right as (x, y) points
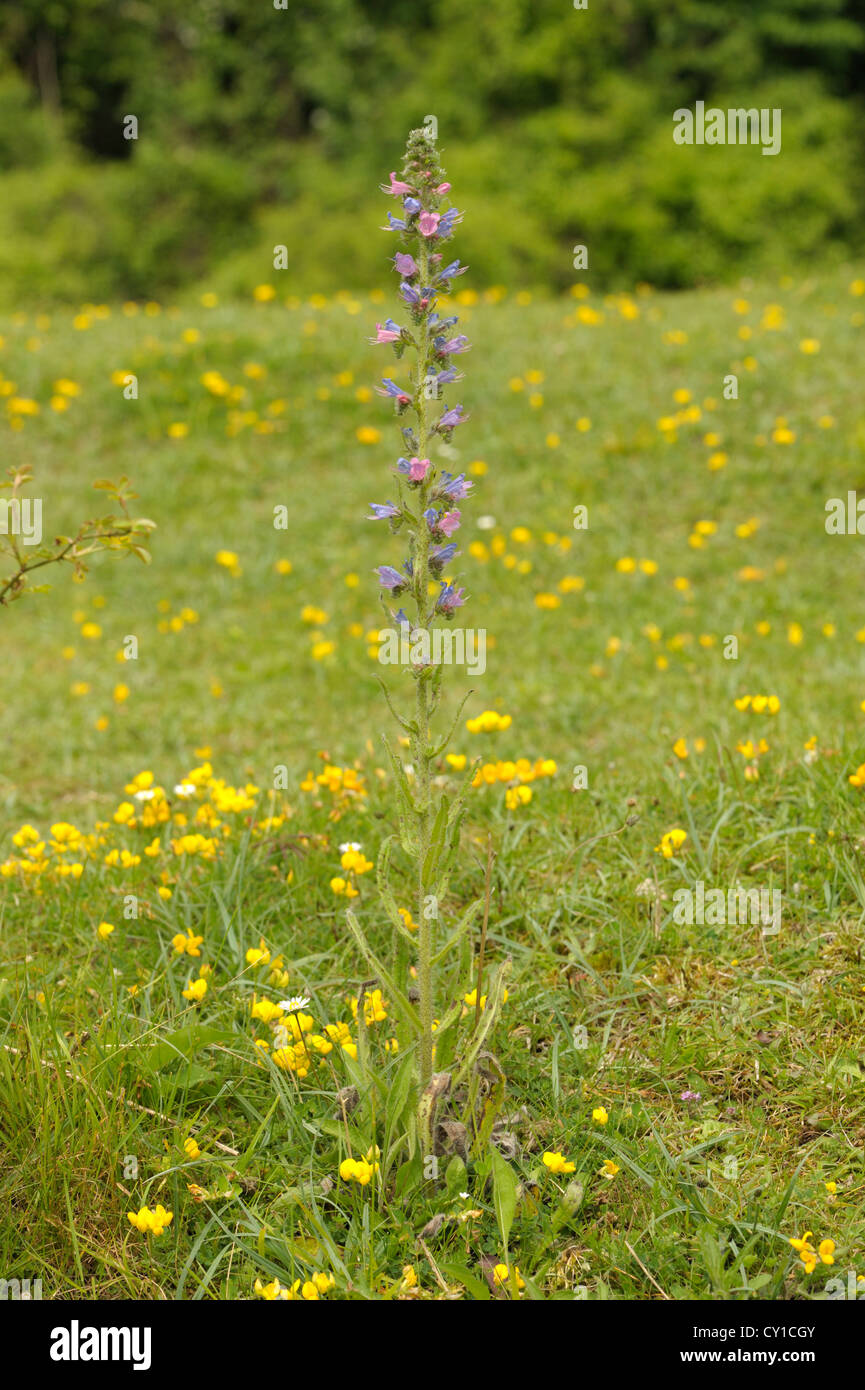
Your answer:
(434, 367), (463, 386)
(368, 502), (400, 520)
(437, 471), (474, 501)
(435, 260), (467, 285)
(437, 208), (462, 239)
(436, 581), (467, 614)
(376, 565), (403, 588)
(429, 313), (459, 331)
(434, 334), (471, 357)
(376, 378), (412, 406)
(430, 543), (458, 570)
(436, 404), (467, 432)
(376, 565), (409, 592)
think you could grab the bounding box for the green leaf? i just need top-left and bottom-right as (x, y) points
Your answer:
(430, 691), (477, 758)
(380, 734), (419, 854)
(698, 1226), (725, 1291)
(137, 1025), (236, 1073)
(344, 908), (422, 1036)
(170, 1062), (216, 1089)
(374, 675), (416, 734)
(453, 958), (512, 1087)
(490, 1146), (518, 1250)
(439, 1260), (490, 1300)
(422, 792), (450, 882)
(445, 1154), (467, 1197)
(395, 1153), (423, 1197)
(386, 1048), (417, 1134)
(474, 1053), (506, 1153)
(375, 835), (417, 944)
(423, 997), (462, 1070)
(430, 897), (483, 966)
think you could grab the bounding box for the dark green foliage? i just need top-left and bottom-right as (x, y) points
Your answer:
(0, 0), (863, 299)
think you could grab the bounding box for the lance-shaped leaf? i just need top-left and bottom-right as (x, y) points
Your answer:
(417, 1070), (451, 1156)
(344, 908), (423, 1037)
(473, 1051), (506, 1153)
(380, 733), (420, 855)
(421, 792), (450, 884)
(430, 896), (483, 966)
(490, 1146), (518, 1252)
(375, 834), (418, 945)
(374, 675), (417, 735)
(454, 958), (513, 1088)
(446, 755), (480, 832)
(430, 690), (476, 759)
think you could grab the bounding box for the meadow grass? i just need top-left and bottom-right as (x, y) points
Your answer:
(1, 270), (865, 1299)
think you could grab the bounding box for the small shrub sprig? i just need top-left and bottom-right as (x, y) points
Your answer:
(348, 130), (509, 1147)
(0, 466), (155, 608)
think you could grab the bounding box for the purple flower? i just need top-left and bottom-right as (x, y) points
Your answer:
(403, 197), (421, 214)
(437, 208), (462, 239)
(368, 502), (400, 520)
(436, 581), (467, 615)
(430, 543), (458, 569)
(436, 404), (467, 432)
(393, 608), (411, 628)
(394, 252), (418, 278)
(680, 1090), (702, 1104)
(376, 378), (412, 407)
(434, 335), (471, 357)
(376, 562), (413, 594)
(429, 313), (458, 331)
(435, 260), (467, 285)
(383, 212), (408, 232)
(399, 281), (431, 308)
(376, 565), (405, 590)
(434, 367), (463, 386)
(400, 282), (435, 314)
(437, 471), (473, 501)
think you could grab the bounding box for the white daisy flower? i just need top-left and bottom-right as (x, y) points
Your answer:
(278, 995), (311, 1013)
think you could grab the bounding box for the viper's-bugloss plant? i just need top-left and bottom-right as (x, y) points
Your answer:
(345, 130), (510, 1147)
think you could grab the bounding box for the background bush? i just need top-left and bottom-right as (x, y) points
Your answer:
(0, 0), (863, 302)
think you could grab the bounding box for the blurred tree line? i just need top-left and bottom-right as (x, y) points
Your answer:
(0, 0), (863, 301)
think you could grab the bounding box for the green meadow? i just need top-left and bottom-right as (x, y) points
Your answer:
(2, 269), (865, 1300)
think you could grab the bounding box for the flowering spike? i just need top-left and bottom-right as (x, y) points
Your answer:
(366, 128), (479, 1095)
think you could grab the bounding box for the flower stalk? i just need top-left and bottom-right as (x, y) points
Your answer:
(368, 128), (472, 1093)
